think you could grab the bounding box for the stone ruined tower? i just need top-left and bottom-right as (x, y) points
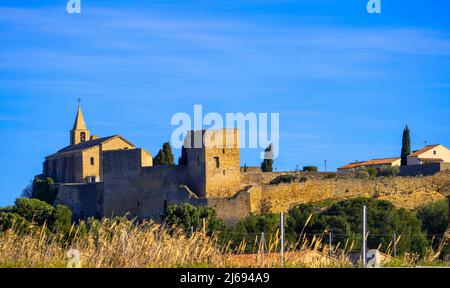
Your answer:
(70, 105), (90, 145)
(184, 129), (240, 198)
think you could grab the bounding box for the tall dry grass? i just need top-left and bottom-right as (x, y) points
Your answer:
(0, 218), (227, 268)
(2, 216), (444, 268)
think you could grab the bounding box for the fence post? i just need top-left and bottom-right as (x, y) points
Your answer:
(329, 231), (333, 257)
(362, 205), (367, 268)
(260, 232), (265, 265)
(202, 218), (206, 238)
(447, 196), (450, 256)
(280, 212), (285, 267)
(393, 232), (397, 257)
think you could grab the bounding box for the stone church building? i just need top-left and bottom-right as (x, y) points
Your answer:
(42, 105), (246, 223)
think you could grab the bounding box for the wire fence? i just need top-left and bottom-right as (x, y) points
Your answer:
(205, 230), (448, 267)
(185, 209), (450, 267)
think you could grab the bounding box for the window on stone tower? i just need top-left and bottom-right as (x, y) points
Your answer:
(214, 157), (220, 169)
(90, 157), (95, 165)
(80, 132), (86, 142)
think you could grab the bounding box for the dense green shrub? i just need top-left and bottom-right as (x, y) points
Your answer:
(356, 171), (369, 179)
(324, 173), (336, 179)
(367, 168), (378, 178)
(232, 213), (280, 251)
(270, 174), (309, 185)
(299, 176), (308, 183)
(13, 197), (55, 226)
(161, 203), (227, 235)
(32, 177), (58, 205)
(0, 198), (72, 234)
(270, 174), (296, 184)
(0, 212), (30, 232)
(303, 166), (318, 172)
(416, 200), (448, 256)
(416, 200), (448, 235)
(377, 165), (400, 177)
(52, 205), (73, 234)
(286, 198), (428, 256)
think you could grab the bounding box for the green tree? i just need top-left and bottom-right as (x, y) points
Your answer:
(161, 203), (226, 235)
(0, 198), (73, 235)
(261, 144), (273, 172)
(400, 125), (411, 166)
(303, 166), (318, 172)
(287, 198), (428, 256)
(154, 142), (175, 165)
(416, 200), (448, 235)
(52, 205), (73, 234)
(232, 213), (280, 251)
(0, 212), (30, 232)
(162, 142), (175, 165)
(13, 197), (55, 226)
(367, 168), (378, 178)
(416, 200), (449, 256)
(153, 149), (166, 165)
(32, 177), (58, 205)
(377, 165), (400, 177)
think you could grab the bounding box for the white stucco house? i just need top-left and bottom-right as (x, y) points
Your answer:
(407, 144), (450, 165)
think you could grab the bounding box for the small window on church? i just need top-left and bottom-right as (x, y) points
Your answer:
(433, 150), (437, 155)
(90, 157), (95, 165)
(80, 132), (86, 142)
(214, 157), (220, 169)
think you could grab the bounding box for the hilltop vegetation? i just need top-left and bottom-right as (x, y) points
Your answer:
(0, 196), (448, 267)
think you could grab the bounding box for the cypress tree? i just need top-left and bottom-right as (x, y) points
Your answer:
(153, 149), (166, 166)
(261, 144), (274, 172)
(400, 125), (411, 166)
(162, 142), (175, 165)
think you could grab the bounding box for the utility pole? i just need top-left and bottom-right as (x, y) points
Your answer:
(280, 212), (285, 266)
(324, 160), (328, 172)
(362, 205), (367, 268)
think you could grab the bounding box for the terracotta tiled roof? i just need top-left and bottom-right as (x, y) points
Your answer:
(410, 145), (440, 156)
(362, 157), (400, 165)
(338, 157), (400, 170)
(338, 162), (366, 169)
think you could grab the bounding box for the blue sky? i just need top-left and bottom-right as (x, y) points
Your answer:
(1, 0), (449, 205)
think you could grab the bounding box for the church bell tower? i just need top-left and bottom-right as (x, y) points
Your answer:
(70, 104), (90, 145)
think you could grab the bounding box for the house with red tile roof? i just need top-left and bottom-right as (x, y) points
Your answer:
(407, 144), (450, 165)
(337, 157), (401, 173)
